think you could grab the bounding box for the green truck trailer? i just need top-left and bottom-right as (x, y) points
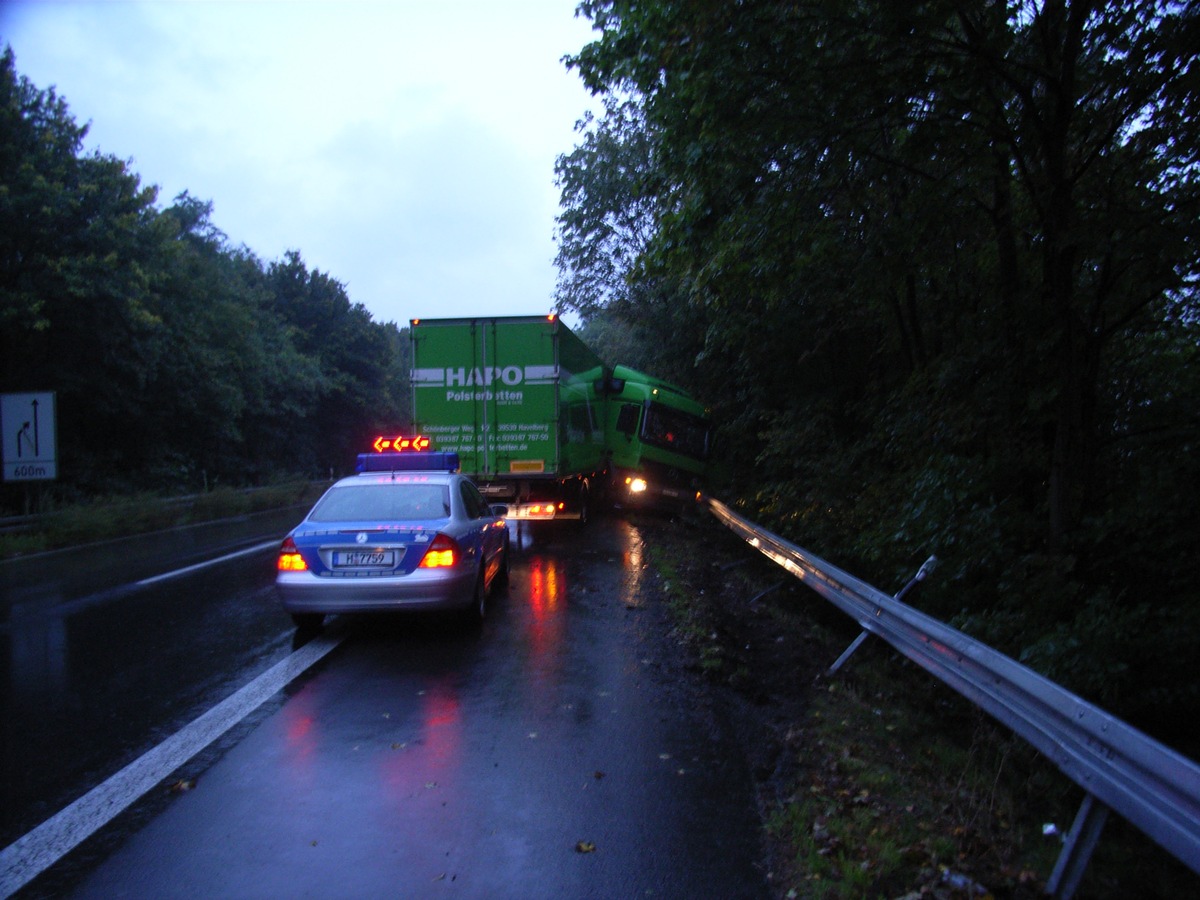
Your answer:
(409, 315), (608, 521)
(408, 315), (711, 520)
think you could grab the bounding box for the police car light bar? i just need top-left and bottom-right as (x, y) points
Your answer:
(373, 435), (431, 453)
(356, 451), (460, 473)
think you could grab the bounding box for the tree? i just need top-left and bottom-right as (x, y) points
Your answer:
(561, 1), (1200, 731)
(555, 95), (662, 320)
(1, 49), (412, 498)
(1, 47), (167, 490)
(267, 251), (408, 474)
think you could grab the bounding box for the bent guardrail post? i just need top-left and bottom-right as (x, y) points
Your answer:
(700, 494), (1200, 895)
(827, 629), (870, 675)
(828, 555), (938, 676)
(895, 554), (938, 602)
(748, 580), (786, 605)
(1047, 793), (1110, 899)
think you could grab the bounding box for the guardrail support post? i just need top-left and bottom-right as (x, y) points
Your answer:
(894, 554), (939, 603)
(828, 629), (871, 675)
(702, 495), (1200, 885)
(1046, 793), (1109, 899)
(748, 580), (785, 606)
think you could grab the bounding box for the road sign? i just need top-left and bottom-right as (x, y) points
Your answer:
(1, 392), (58, 481)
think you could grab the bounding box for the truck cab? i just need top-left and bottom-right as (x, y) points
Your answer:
(603, 365), (711, 507)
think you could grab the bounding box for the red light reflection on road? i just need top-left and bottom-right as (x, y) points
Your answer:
(421, 682), (462, 769)
(282, 691), (320, 786)
(380, 679), (463, 801)
(523, 556), (568, 714)
(526, 557), (565, 662)
(527, 556), (561, 620)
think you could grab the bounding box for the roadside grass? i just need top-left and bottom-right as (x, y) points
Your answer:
(0, 480), (325, 558)
(645, 514), (1197, 899)
(769, 655), (1060, 899)
(652, 551), (728, 676)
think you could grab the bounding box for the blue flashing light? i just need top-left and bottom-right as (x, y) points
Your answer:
(356, 451), (460, 473)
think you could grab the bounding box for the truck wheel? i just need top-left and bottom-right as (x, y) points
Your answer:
(577, 486), (590, 526)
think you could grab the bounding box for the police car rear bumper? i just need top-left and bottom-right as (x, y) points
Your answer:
(276, 567), (477, 613)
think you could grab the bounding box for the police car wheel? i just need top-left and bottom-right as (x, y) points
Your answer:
(497, 537), (510, 586)
(472, 568), (488, 620)
(292, 612), (324, 632)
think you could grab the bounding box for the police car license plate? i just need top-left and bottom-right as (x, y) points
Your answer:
(333, 550), (395, 567)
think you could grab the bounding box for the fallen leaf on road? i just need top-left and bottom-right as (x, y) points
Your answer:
(167, 779), (195, 793)
(575, 841), (597, 853)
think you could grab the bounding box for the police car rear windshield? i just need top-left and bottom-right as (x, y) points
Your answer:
(309, 484), (452, 522)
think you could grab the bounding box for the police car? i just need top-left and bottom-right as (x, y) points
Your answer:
(276, 442), (510, 629)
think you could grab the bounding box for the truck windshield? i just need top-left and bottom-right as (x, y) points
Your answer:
(642, 402), (709, 461)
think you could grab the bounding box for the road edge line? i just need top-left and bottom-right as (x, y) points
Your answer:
(0, 630), (344, 897)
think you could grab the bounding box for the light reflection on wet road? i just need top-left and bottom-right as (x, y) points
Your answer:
(5, 513), (768, 898)
(0, 508), (306, 850)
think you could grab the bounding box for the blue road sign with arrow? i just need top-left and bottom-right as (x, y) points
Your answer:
(2, 392), (58, 481)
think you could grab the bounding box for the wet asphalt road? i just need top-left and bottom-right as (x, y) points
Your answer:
(1, 508), (306, 853)
(3, 512), (768, 898)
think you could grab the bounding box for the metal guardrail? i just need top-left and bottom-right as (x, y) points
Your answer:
(702, 495), (1200, 898)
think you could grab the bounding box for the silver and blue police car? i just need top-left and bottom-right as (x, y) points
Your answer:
(275, 445), (509, 630)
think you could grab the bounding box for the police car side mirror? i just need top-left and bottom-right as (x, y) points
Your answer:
(490, 504), (510, 518)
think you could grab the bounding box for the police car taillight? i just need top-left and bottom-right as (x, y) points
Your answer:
(419, 534), (458, 568)
(278, 537), (307, 572)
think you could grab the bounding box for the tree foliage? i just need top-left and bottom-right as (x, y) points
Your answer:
(0, 48), (409, 498)
(557, 1), (1200, 747)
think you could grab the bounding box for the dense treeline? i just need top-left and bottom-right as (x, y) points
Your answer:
(0, 49), (410, 506)
(557, 1), (1200, 751)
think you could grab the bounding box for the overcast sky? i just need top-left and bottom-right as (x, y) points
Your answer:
(0, 0), (598, 326)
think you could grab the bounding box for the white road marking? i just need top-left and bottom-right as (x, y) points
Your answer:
(135, 540), (280, 587)
(0, 630), (345, 897)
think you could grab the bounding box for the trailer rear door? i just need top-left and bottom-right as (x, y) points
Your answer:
(411, 318), (561, 478)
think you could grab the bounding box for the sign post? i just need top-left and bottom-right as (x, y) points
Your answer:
(1, 392), (58, 482)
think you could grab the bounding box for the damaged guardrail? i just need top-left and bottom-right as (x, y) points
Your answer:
(701, 494), (1200, 899)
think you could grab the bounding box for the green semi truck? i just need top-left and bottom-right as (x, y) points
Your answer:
(602, 364), (712, 509)
(408, 315), (709, 520)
